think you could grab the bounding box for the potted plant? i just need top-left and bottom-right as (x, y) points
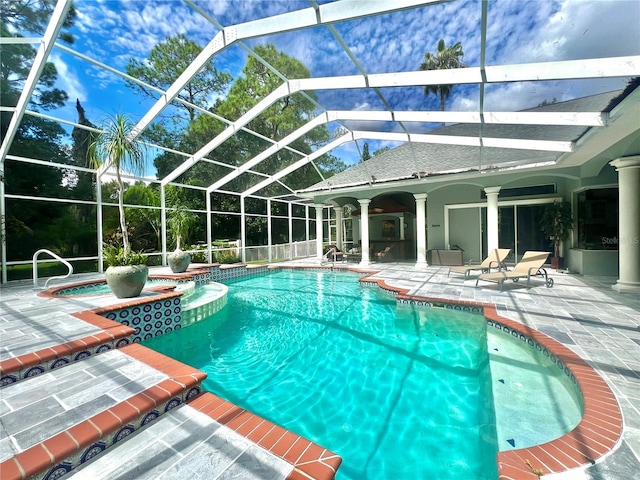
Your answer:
(539, 201), (574, 270)
(89, 113), (149, 298)
(167, 203), (196, 273)
(102, 243), (148, 298)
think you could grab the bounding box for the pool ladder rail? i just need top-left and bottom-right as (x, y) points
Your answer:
(33, 248), (74, 289)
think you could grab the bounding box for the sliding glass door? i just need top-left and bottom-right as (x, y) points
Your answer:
(483, 204), (552, 263)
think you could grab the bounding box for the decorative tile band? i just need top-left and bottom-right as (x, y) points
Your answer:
(102, 297), (183, 344)
(486, 319), (578, 388)
(0, 315), (134, 388)
(35, 386), (202, 480)
(0, 337), (132, 387)
(181, 293), (228, 326)
(396, 297), (484, 312)
(3, 344), (207, 480)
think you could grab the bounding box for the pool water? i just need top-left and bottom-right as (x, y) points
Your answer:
(144, 270), (499, 479)
(487, 329), (583, 450)
(53, 280), (224, 311)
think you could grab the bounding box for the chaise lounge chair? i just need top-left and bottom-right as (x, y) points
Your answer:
(475, 251), (554, 290)
(448, 248), (511, 278)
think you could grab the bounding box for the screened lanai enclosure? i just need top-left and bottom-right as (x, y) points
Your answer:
(1, 0), (639, 282)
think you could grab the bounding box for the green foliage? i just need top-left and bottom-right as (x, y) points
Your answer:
(124, 184), (161, 250)
(167, 203), (197, 250)
(190, 244), (240, 264)
(361, 142), (371, 161)
(145, 43), (344, 245)
(89, 114), (147, 176)
(89, 113), (148, 256)
(374, 146), (390, 156)
(0, 1), (76, 42)
(1, 4), (80, 261)
(540, 201), (574, 257)
(419, 39), (465, 113)
(103, 244), (147, 267)
(1, 3), (74, 111)
(125, 34), (231, 124)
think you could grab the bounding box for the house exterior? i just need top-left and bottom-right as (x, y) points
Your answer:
(299, 84), (640, 294)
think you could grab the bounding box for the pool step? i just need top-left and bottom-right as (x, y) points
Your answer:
(0, 310), (135, 388)
(0, 344), (205, 480)
(67, 392), (342, 480)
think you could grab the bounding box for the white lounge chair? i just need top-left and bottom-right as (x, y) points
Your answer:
(476, 251), (553, 290)
(448, 248), (511, 278)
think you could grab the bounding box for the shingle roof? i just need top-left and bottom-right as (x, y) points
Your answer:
(301, 89), (622, 193)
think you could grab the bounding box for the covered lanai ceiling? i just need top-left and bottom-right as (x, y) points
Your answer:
(1, 0), (639, 204)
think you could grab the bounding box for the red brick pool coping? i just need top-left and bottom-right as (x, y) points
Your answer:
(3, 265), (623, 479)
(0, 341), (340, 480)
(127, 345), (342, 480)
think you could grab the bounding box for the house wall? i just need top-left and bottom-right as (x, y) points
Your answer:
(424, 174), (591, 264)
(319, 164), (621, 275)
(448, 208), (482, 263)
(425, 184), (481, 252)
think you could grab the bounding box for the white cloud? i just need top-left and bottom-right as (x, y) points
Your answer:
(50, 53), (86, 103)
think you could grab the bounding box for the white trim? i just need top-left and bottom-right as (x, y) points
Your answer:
(572, 183), (617, 194)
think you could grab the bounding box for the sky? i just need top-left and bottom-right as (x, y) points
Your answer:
(21, 0), (640, 173)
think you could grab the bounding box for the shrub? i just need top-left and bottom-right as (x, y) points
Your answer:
(103, 244), (147, 267)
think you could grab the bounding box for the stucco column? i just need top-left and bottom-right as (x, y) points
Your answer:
(358, 199), (371, 267)
(414, 194), (428, 267)
(334, 206), (343, 250)
(485, 187), (501, 254)
(610, 156), (640, 293)
(315, 205), (324, 262)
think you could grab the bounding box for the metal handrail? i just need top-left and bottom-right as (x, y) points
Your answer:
(33, 249), (74, 288)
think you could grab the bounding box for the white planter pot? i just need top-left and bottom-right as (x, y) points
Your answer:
(105, 265), (149, 298)
(168, 250), (191, 273)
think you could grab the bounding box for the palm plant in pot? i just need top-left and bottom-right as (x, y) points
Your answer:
(167, 203), (196, 273)
(540, 201), (574, 270)
(89, 113), (148, 298)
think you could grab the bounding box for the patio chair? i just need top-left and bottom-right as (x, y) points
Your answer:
(448, 248), (511, 278)
(324, 245), (345, 263)
(375, 244), (396, 262)
(475, 251), (554, 290)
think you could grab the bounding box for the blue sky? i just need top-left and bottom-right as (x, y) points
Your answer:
(37, 0), (640, 171)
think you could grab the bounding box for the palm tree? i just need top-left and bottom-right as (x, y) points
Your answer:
(419, 39), (465, 119)
(89, 113), (147, 259)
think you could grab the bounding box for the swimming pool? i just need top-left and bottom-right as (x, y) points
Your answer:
(144, 269), (503, 479)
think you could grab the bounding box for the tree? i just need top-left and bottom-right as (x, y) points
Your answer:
(538, 98), (558, 107)
(124, 184), (161, 251)
(1, 2), (77, 261)
(419, 39), (465, 119)
(539, 201), (573, 265)
(374, 146), (390, 156)
(1, 1), (76, 111)
(167, 203), (197, 251)
(89, 114), (148, 259)
(126, 34), (231, 125)
(0, 0), (76, 44)
(361, 142), (371, 161)
(145, 43), (345, 244)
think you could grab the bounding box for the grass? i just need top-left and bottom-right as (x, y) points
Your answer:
(9, 260), (99, 281)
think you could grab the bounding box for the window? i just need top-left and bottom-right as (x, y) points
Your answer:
(480, 184), (555, 199)
(576, 188), (618, 250)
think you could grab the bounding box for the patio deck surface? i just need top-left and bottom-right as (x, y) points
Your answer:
(0, 261), (638, 479)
